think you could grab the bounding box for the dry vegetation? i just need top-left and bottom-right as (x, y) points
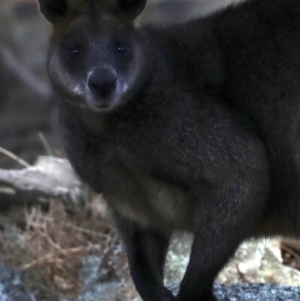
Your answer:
(0, 198), (129, 301)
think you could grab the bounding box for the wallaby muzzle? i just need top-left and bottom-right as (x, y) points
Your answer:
(88, 68), (118, 108)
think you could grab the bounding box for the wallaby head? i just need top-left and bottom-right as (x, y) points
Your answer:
(38, 0), (148, 112)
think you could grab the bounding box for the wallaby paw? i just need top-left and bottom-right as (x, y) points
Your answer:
(161, 287), (176, 301)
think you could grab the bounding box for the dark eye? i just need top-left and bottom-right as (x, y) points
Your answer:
(67, 46), (80, 59)
(115, 43), (127, 55)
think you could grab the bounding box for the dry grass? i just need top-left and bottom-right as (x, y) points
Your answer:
(0, 197), (124, 301)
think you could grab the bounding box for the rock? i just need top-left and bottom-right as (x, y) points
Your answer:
(70, 254), (134, 301)
(216, 240), (300, 286)
(169, 283), (300, 301)
(72, 282), (126, 301)
(164, 237), (300, 287)
(0, 262), (36, 301)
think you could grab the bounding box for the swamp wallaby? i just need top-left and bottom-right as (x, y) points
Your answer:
(37, 0), (300, 300)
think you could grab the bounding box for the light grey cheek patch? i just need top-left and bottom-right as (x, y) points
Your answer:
(119, 81), (129, 94)
(72, 85), (85, 96)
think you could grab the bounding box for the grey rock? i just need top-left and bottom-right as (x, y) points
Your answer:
(168, 283), (300, 301)
(73, 282), (124, 301)
(70, 255), (130, 301)
(79, 255), (103, 289)
(0, 262), (36, 301)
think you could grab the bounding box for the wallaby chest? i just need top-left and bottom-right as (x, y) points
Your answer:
(61, 108), (192, 231)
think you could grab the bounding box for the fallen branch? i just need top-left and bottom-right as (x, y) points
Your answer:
(21, 244), (101, 271)
(0, 156), (85, 208)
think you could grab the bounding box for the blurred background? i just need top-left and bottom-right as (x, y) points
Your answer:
(0, 1), (299, 301)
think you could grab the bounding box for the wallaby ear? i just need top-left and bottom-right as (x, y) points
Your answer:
(37, 0), (68, 24)
(117, 0), (147, 19)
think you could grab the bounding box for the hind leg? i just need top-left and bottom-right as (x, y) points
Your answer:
(176, 184), (265, 301)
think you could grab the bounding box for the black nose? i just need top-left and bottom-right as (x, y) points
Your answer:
(88, 68), (117, 98)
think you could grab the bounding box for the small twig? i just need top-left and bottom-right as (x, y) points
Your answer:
(39, 215), (113, 239)
(0, 146), (30, 167)
(21, 253), (55, 271)
(41, 225), (63, 251)
(38, 132), (54, 156)
(21, 244), (101, 271)
(281, 244), (300, 260)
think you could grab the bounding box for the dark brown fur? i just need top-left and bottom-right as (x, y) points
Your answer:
(37, 0), (300, 300)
